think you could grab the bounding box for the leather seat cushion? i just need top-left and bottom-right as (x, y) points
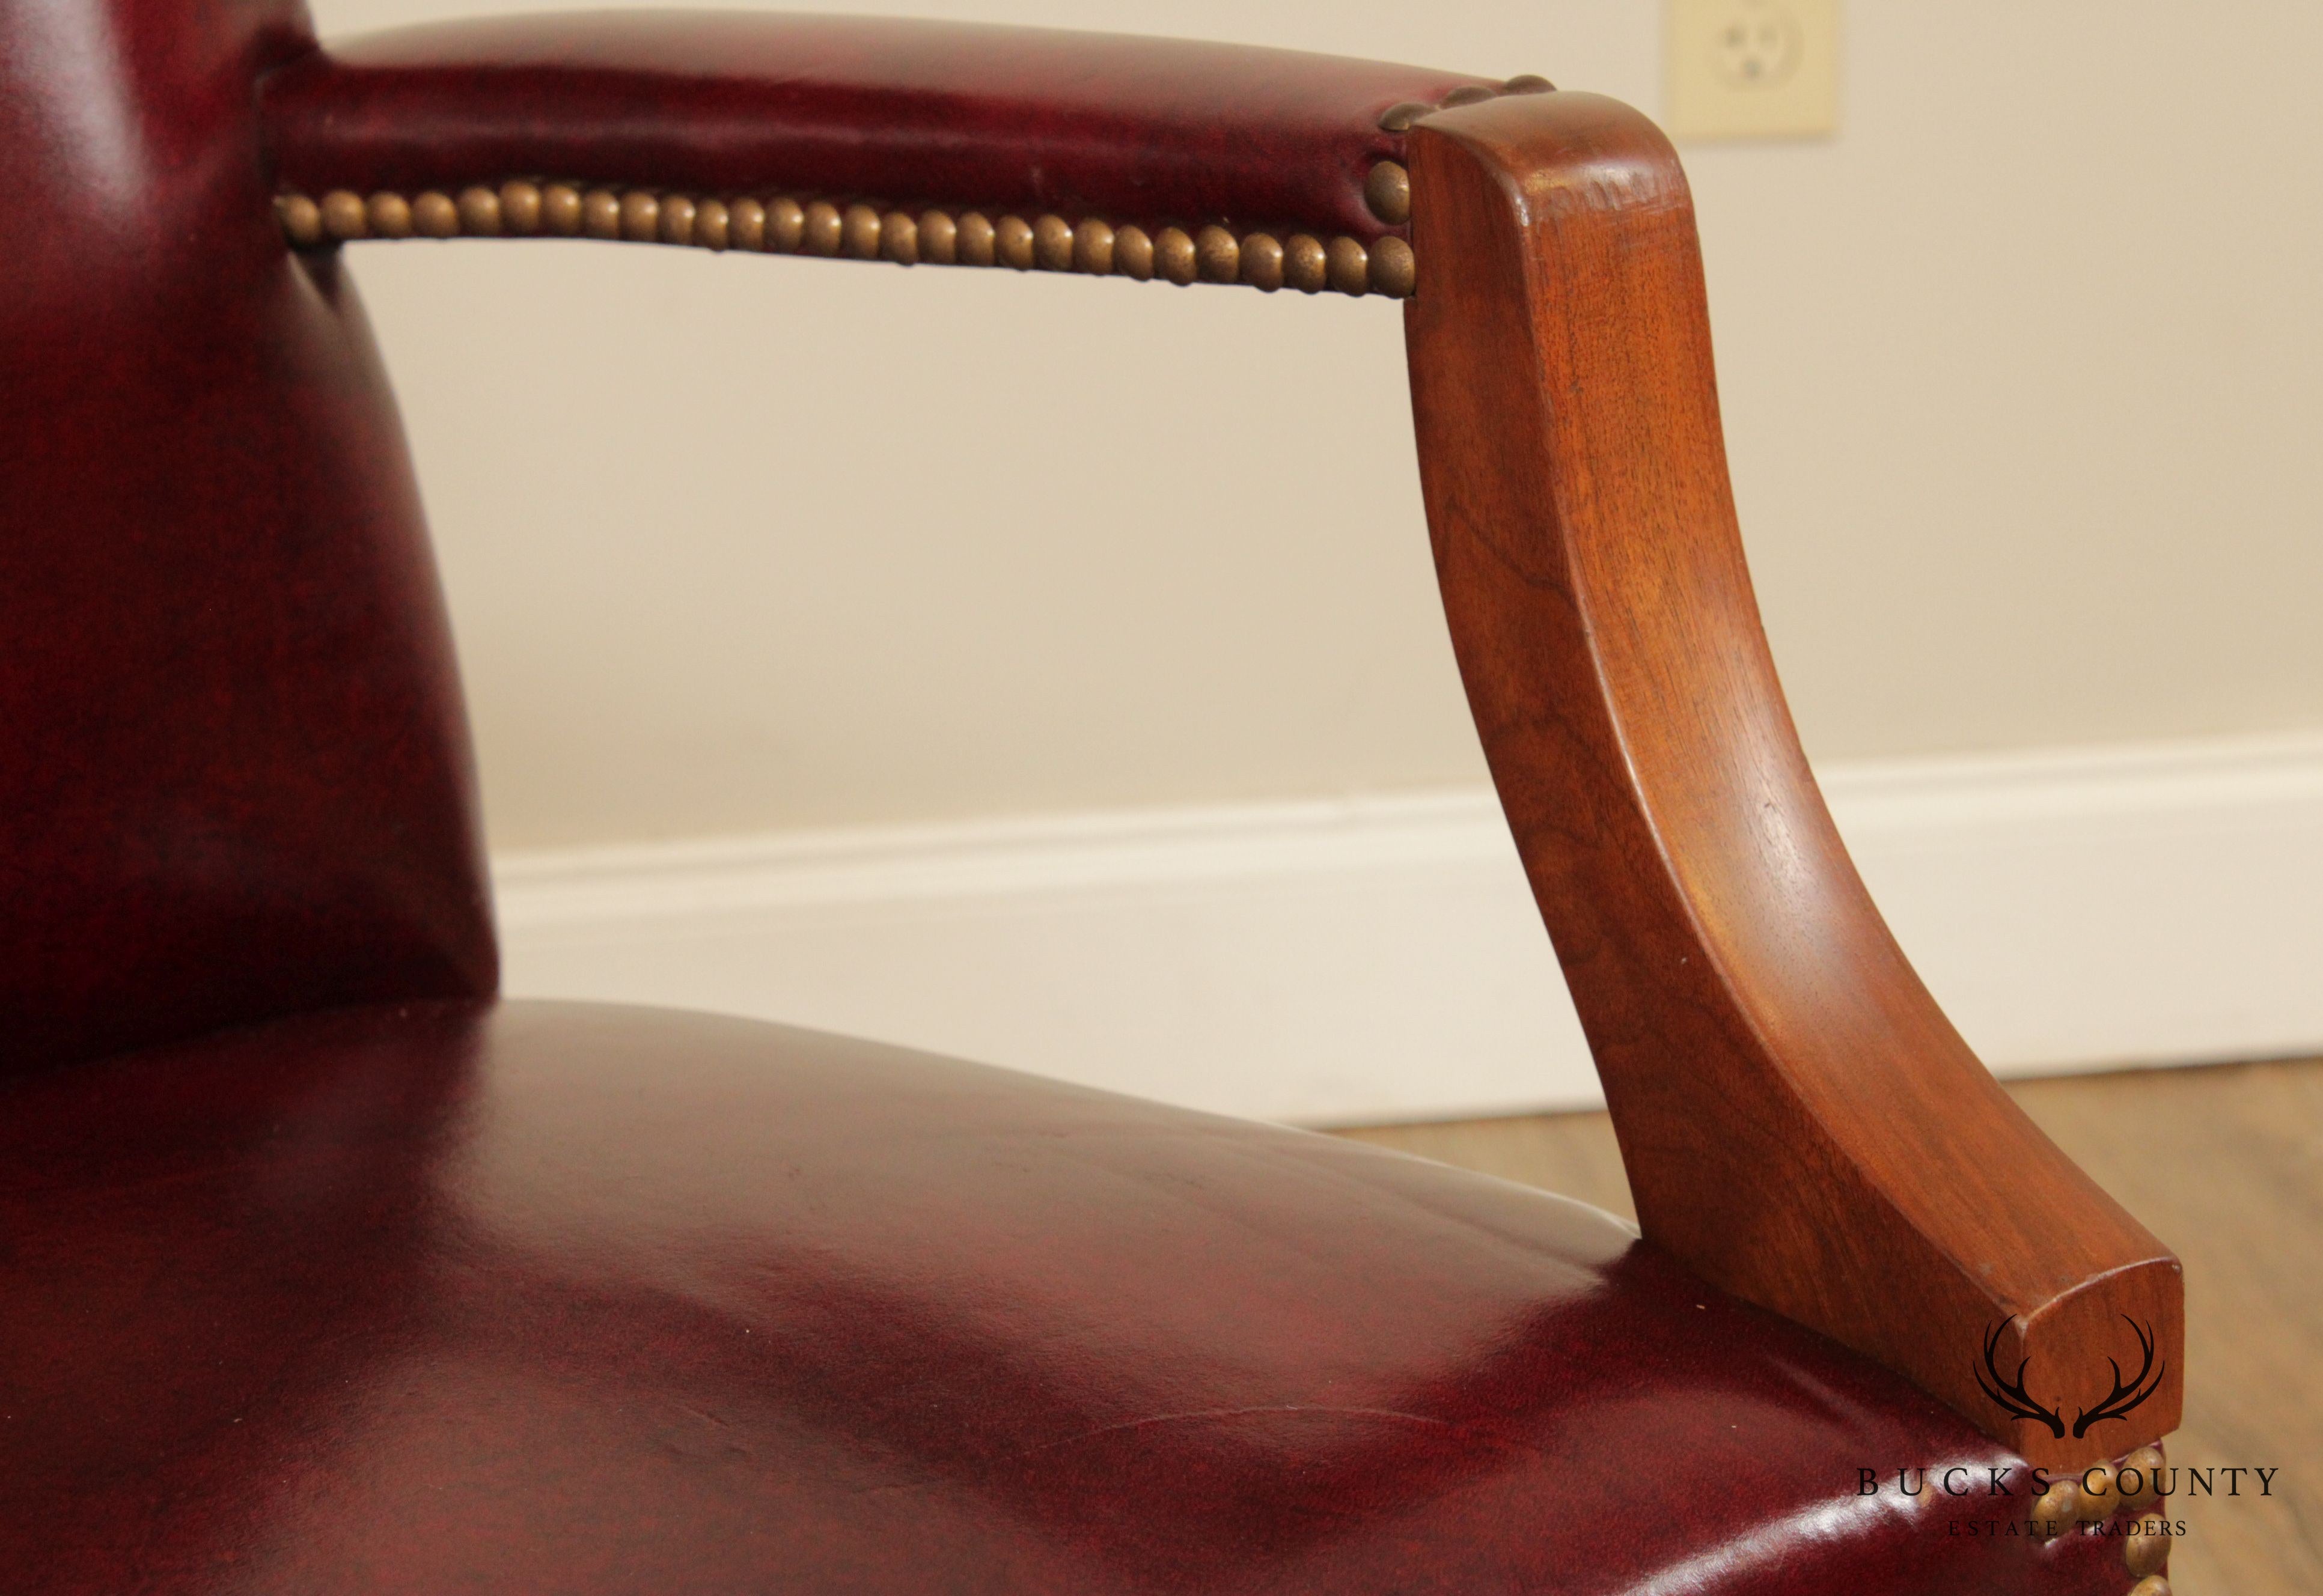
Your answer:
(2, 1001), (2136, 1594)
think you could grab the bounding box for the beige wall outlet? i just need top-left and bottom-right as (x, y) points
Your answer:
(1667, 0), (1840, 142)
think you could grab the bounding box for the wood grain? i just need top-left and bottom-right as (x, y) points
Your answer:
(1342, 1056), (2323, 1595)
(1403, 91), (2179, 1467)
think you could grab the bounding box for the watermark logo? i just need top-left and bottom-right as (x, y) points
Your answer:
(1975, 1315), (2165, 1440)
(1855, 1461), (2279, 1503)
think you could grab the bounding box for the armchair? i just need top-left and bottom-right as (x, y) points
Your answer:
(1, 4), (2183, 1592)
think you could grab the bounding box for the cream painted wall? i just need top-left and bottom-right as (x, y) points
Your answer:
(311, 1), (2323, 850)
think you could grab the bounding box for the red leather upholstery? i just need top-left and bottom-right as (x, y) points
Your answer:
(5, 1001), (2141, 1594)
(0, 0), (495, 1077)
(259, 12), (1497, 248)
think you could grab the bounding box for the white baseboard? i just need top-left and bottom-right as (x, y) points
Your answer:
(494, 734), (2323, 1126)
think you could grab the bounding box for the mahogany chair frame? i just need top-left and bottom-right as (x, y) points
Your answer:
(1, 2), (2177, 1483)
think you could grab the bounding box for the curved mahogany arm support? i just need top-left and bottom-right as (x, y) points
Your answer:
(257, 11), (1534, 283)
(1405, 92), (2181, 1470)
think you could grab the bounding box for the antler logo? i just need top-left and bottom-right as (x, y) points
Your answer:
(1975, 1321), (2064, 1437)
(2072, 1317), (2166, 1439)
(1974, 1317), (2166, 1440)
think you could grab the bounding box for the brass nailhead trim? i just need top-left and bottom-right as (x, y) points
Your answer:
(279, 191), (323, 242)
(996, 214), (1036, 270)
(2075, 1461), (2118, 1522)
(366, 191), (411, 238)
(502, 181), (543, 234)
(1378, 73), (1558, 132)
(272, 81), (1506, 302)
(2116, 1445), (2166, 1514)
(457, 185), (502, 235)
(1116, 223), (1153, 279)
(1075, 219), (1116, 275)
(2024, 1446), (2184, 1567)
(2027, 1478), (2079, 1540)
(543, 183), (581, 234)
(804, 200), (843, 255)
(278, 177), (1418, 298)
(1241, 232), (1284, 291)
(1365, 160), (1410, 226)
(2115, 1444), (2172, 1579)
(1370, 236), (1415, 299)
(2127, 1579), (2171, 1596)
(413, 191), (459, 237)
(2124, 1512), (2171, 1578)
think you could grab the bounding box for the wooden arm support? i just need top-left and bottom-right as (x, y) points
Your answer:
(1405, 91), (2181, 1469)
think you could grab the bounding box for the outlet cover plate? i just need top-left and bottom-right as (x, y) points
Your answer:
(1667, 0), (1840, 142)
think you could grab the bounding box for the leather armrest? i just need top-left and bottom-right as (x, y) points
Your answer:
(257, 11), (1549, 296)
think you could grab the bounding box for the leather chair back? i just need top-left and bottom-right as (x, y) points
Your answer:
(0, 0), (496, 1076)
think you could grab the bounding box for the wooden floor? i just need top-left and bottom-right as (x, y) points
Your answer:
(1339, 1057), (2323, 1596)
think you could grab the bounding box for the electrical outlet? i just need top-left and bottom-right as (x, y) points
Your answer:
(1666, 0), (1840, 142)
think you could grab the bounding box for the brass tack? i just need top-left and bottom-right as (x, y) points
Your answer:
(841, 202), (882, 259)
(768, 196), (807, 252)
(1072, 218), (1115, 275)
(1155, 226), (1197, 285)
(414, 191), (459, 237)
(1194, 224), (1239, 284)
(543, 184), (584, 236)
(320, 190), (368, 240)
(2125, 1512), (2171, 1577)
(918, 209), (957, 265)
(1440, 84), (1495, 108)
(1114, 224), (1154, 281)
(365, 191), (412, 239)
(957, 212), (997, 267)
(457, 185), (502, 236)
(1378, 100), (1432, 133)
(1364, 160), (1411, 225)
(499, 180), (542, 234)
(2127, 1579), (2171, 1596)
(659, 193), (696, 246)
(2117, 1446), (2166, 1512)
(1033, 214), (1074, 271)
(693, 197), (729, 250)
(1369, 234), (1415, 297)
(1238, 232), (1284, 291)
(277, 193), (323, 246)
(582, 189), (621, 239)
(996, 215), (1036, 270)
(881, 210), (918, 264)
(728, 197), (766, 251)
(619, 190), (660, 243)
(802, 200), (843, 255)
(1502, 73), (1556, 94)
(1326, 236), (1370, 296)
(1284, 234), (1328, 293)
(2077, 1463), (2117, 1521)
(2028, 1479), (2079, 1538)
